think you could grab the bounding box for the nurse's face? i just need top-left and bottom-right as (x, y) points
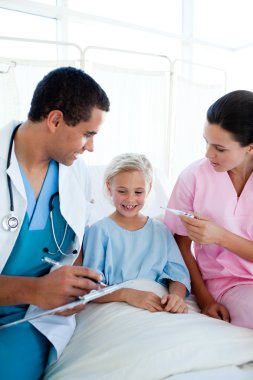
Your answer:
(53, 107), (105, 166)
(204, 123), (252, 172)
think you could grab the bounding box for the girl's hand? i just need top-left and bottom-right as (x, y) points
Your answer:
(55, 304), (86, 316)
(180, 214), (224, 245)
(201, 302), (230, 322)
(161, 294), (188, 314)
(125, 289), (163, 312)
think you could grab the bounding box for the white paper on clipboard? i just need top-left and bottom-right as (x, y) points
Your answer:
(0, 282), (129, 330)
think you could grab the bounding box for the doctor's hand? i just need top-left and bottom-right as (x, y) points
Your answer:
(33, 265), (102, 310)
(180, 214), (225, 245)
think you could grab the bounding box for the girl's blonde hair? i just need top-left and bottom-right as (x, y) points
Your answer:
(104, 153), (153, 190)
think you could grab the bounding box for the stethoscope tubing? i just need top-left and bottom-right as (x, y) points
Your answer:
(7, 124), (21, 212)
(2, 125), (21, 231)
(48, 192), (69, 256)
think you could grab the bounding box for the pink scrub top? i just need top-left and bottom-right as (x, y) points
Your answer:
(164, 158), (253, 301)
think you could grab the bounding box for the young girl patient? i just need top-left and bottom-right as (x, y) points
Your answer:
(83, 153), (190, 313)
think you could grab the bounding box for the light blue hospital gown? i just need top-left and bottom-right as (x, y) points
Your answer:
(83, 217), (190, 293)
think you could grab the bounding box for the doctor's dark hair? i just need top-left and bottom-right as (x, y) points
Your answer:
(207, 90), (253, 146)
(28, 67), (110, 126)
(104, 153), (153, 196)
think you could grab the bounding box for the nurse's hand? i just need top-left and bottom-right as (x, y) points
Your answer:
(33, 265), (102, 309)
(180, 214), (225, 245)
(201, 302), (230, 322)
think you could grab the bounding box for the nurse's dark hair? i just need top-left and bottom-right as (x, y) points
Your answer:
(28, 66), (110, 126)
(207, 90), (253, 146)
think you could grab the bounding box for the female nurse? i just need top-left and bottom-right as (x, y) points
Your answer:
(165, 90), (253, 329)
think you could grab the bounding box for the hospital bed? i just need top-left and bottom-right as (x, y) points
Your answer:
(44, 166), (253, 380)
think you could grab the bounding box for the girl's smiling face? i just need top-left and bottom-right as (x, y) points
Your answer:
(106, 170), (150, 218)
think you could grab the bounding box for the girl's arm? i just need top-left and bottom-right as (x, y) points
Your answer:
(92, 288), (164, 312)
(180, 215), (253, 262)
(161, 280), (188, 313)
(174, 234), (230, 321)
(168, 280), (186, 299)
(73, 248), (83, 266)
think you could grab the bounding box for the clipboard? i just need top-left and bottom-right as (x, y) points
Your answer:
(0, 282), (127, 330)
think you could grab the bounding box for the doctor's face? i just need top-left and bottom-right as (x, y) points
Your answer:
(204, 122), (252, 172)
(53, 107), (105, 166)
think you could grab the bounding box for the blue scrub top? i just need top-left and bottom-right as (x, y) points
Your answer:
(0, 160), (75, 323)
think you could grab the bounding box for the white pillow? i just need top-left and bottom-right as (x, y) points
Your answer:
(44, 280), (253, 380)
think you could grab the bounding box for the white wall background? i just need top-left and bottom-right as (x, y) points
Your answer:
(0, 0), (253, 192)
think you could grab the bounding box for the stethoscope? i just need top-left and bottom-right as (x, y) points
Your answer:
(2, 124), (76, 257)
(43, 192), (77, 256)
(2, 124), (21, 232)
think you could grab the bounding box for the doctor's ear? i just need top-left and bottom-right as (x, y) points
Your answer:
(47, 110), (64, 132)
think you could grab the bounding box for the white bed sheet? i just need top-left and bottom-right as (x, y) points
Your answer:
(44, 279), (253, 380)
(168, 365), (253, 380)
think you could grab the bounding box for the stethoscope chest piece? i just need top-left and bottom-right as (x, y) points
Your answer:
(2, 213), (19, 232)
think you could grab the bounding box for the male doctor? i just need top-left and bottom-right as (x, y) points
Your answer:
(0, 67), (110, 380)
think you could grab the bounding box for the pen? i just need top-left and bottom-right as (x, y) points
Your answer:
(41, 256), (106, 285)
(42, 257), (62, 266)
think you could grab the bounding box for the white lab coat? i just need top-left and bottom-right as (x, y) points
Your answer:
(0, 121), (92, 362)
